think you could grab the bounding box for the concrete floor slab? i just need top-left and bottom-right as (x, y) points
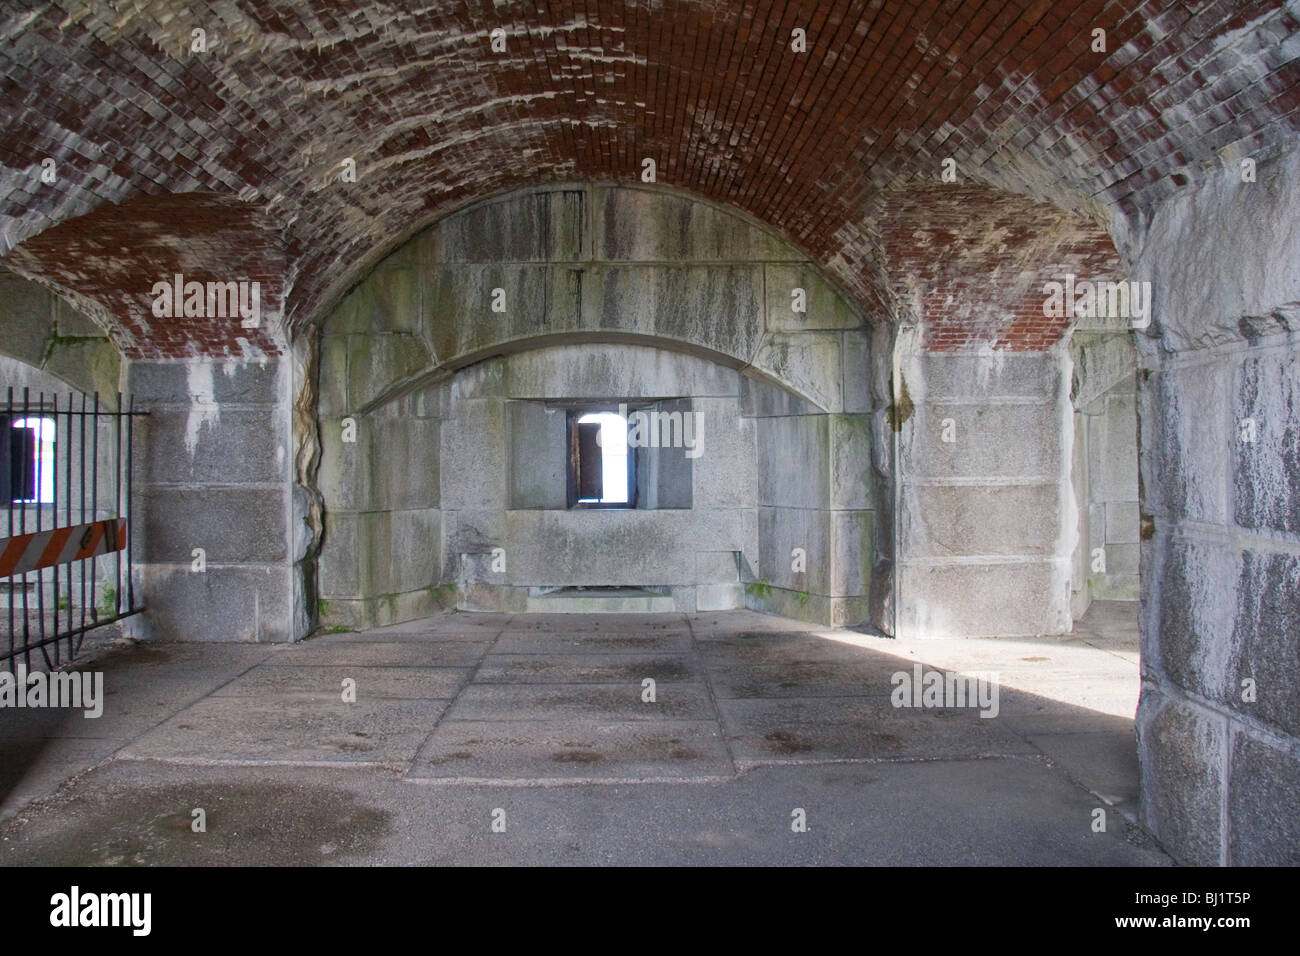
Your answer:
(407, 719), (733, 783)
(0, 601), (1161, 864)
(416, 612), (516, 630)
(514, 613), (689, 633)
(272, 639), (491, 667)
(689, 612), (822, 635)
(1027, 730), (1141, 809)
(696, 633), (894, 664)
(0, 757), (1169, 866)
(314, 626), (499, 644)
(475, 653), (698, 684)
(705, 653), (906, 699)
(119, 696), (449, 766)
(0, 737), (112, 819)
(993, 684), (1138, 718)
(717, 696), (1038, 766)
(211, 664), (471, 700)
(491, 629), (693, 655)
(88, 641), (278, 677)
(0, 672), (232, 741)
(998, 710), (1136, 735)
(445, 682), (715, 722)
(849, 631), (1139, 725)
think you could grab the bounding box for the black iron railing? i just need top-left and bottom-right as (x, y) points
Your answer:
(0, 389), (146, 670)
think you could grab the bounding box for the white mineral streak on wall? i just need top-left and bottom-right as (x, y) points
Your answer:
(183, 360), (218, 458)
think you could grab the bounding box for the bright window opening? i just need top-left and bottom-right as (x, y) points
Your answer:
(577, 411), (629, 505)
(11, 417), (55, 504)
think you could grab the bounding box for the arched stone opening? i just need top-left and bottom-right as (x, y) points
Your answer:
(312, 184), (882, 631)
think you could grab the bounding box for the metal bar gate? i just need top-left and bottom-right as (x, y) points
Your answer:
(0, 388), (146, 671)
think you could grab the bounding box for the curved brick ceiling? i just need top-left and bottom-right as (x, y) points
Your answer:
(1, 1), (1298, 356)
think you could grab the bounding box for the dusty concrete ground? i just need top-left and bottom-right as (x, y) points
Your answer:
(0, 602), (1169, 865)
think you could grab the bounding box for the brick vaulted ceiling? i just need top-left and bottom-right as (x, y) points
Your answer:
(1, 1), (1298, 357)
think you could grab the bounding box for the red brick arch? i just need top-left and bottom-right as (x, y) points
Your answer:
(5, 193), (285, 358)
(1, 1), (1296, 354)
